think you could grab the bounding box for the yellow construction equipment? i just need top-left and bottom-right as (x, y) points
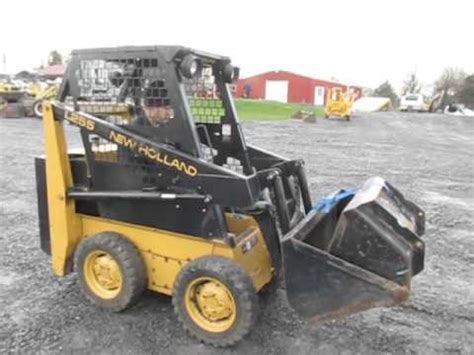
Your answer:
(0, 81), (28, 117)
(0, 81), (25, 103)
(27, 82), (45, 98)
(32, 84), (59, 118)
(325, 87), (354, 120)
(35, 46), (426, 347)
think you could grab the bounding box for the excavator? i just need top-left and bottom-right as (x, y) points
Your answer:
(35, 46), (425, 346)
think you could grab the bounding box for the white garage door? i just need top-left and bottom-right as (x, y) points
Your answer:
(265, 80), (288, 102)
(314, 86), (325, 106)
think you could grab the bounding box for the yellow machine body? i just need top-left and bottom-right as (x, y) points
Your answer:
(27, 82), (44, 97)
(325, 87), (354, 119)
(41, 102), (273, 294)
(1, 82), (18, 92)
(35, 84), (59, 101)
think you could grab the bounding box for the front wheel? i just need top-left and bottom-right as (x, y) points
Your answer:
(172, 256), (259, 347)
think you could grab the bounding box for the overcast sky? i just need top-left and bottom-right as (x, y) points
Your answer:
(2, 0), (473, 93)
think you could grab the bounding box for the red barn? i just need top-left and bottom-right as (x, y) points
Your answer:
(235, 70), (362, 105)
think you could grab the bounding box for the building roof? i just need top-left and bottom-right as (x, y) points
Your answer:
(40, 64), (66, 77)
(240, 70), (361, 89)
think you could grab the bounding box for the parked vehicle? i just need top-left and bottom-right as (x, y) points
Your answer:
(325, 87), (354, 120)
(400, 94), (428, 112)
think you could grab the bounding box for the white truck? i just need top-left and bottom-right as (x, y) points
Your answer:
(400, 93), (428, 112)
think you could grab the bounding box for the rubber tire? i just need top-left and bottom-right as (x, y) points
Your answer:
(172, 256), (259, 347)
(74, 232), (147, 312)
(33, 100), (43, 118)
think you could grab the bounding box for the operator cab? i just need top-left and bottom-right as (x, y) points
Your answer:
(59, 47), (251, 175)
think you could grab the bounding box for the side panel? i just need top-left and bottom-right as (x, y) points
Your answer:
(89, 160), (225, 238)
(80, 214), (222, 295)
(225, 213), (274, 289)
(79, 213), (273, 295)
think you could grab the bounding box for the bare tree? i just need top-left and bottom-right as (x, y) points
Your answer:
(433, 67), (467, 108)
(435, 67), (467, 95)
(402, 72), (422, 95)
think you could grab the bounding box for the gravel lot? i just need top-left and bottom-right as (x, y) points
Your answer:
(1, 112), (473, 354)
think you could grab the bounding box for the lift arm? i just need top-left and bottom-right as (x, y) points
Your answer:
(42, 102), (80, 276)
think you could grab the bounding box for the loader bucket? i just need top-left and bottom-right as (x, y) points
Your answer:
(282, 177), (425, 322)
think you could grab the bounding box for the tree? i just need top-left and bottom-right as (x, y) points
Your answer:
(373, 81), (399, 107)
(434, 67), (468, 108)
(456, 75), (474, 109)
(402, 72), (422, 95)
(435, 67), (466, 95)
(48, 50), (63, 66)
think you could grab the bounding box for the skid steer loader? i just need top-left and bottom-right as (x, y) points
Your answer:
(325, 87), (354, 120)
(35, 46), (425, 347)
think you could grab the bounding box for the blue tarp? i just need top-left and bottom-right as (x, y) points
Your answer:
(313, 188), (357, 213)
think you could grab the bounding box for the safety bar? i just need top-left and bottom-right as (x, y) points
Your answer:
(67, 189), (211, 202)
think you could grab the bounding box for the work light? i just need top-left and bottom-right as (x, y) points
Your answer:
(180, 54), (202, 79)
(223, 63), (239, 83)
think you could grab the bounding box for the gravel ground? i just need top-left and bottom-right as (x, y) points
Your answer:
(1, 112), (473, 354)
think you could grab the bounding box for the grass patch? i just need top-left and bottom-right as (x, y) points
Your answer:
(235, 99), (324, 121)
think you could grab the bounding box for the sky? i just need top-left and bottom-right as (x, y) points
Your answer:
(2, 0), (473, 93)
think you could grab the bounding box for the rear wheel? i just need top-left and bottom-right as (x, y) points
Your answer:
(33, 100), (44, 118)
(74, 232), (147, 312)
(173, 256), (259, 347)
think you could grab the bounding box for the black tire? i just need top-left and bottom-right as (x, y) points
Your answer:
(172, 256), (259, 347)
(33, 100), (43, 118)
(74, 232), (147, 312)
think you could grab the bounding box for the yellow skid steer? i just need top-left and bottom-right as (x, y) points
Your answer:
(325, 87), (354, 120)
(35, 46), (425, 347)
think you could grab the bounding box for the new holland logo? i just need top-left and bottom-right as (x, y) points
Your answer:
(64, 110), (199, 177)
(108, 130), (198, 177)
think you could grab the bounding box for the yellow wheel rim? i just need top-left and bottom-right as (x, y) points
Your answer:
(84, 250), (123, 299)
(184, 277), (237, 333)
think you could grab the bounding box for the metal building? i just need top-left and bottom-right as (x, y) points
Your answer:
(236, 70), (362, 105)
